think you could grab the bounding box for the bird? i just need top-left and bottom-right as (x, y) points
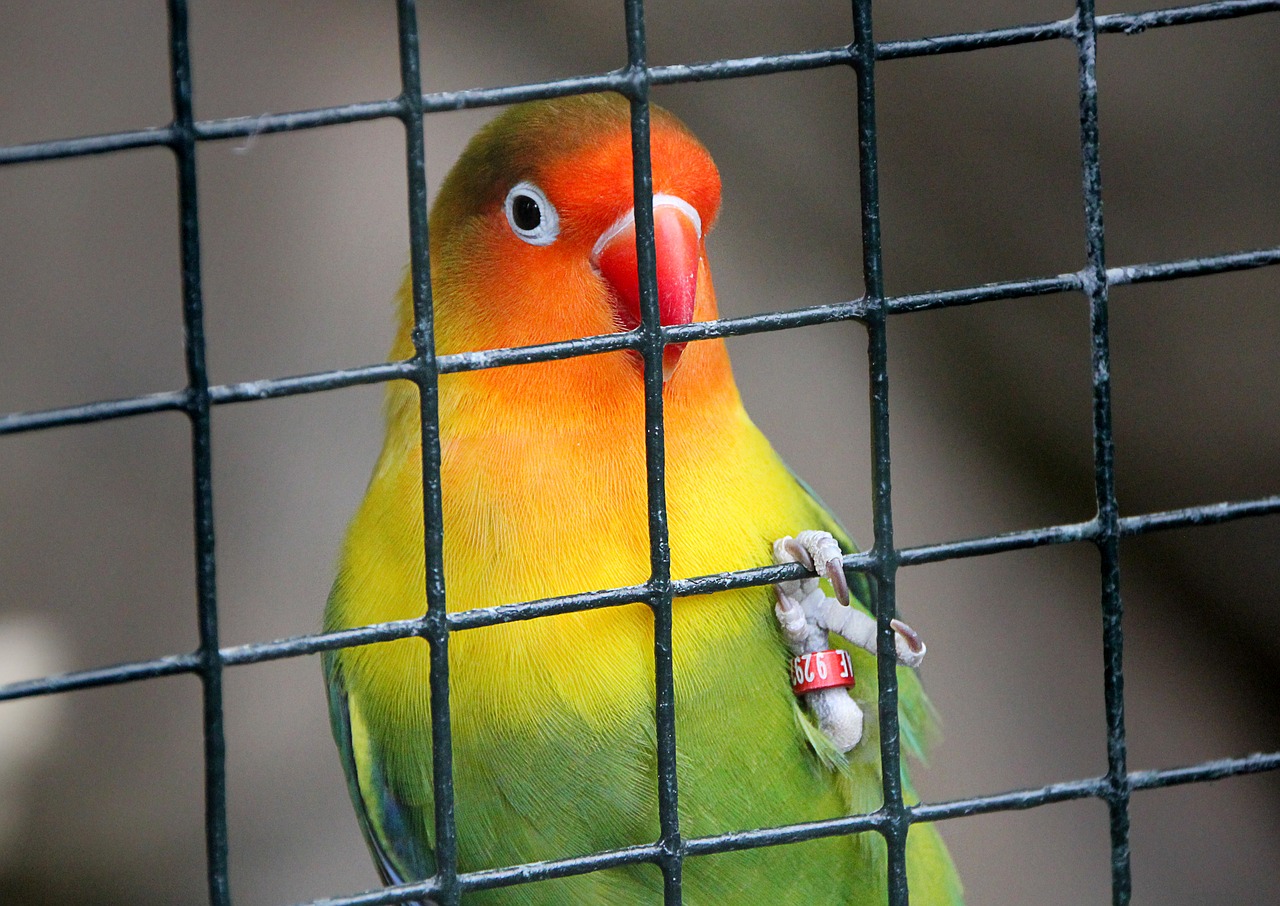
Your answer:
(323, 93), (962, 905)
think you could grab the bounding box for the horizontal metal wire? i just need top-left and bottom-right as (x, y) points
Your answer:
(2, 1), (1277, 167)
(289, 748), (1280, 906)
(879, 0), (1280, 59)
(3, 243), (1276, 438)
(3, 492), (1274, 705)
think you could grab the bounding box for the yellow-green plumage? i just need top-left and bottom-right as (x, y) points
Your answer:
(324, 94), (961, 904)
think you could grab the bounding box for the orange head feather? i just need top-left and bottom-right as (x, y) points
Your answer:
(390, 94), (732, 426)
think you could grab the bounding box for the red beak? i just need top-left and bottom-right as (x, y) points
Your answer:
(591, 195), (702, 380)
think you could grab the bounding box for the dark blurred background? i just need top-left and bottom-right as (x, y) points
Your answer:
(1, 2), (1277, 904)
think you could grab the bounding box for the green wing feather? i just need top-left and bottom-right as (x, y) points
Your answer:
(324, 649), (436, 904)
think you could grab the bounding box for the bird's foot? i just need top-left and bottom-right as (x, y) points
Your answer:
(773, 531), (865, 752)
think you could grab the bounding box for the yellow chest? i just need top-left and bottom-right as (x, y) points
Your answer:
(329, 391), (825, 739)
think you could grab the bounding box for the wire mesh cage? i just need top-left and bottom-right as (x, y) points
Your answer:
(2, 1), (1278, 904)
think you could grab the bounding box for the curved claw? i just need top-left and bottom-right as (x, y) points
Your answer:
(783, 537), (814, 571)
(824, 559), (851, 608)
(890, 618), (923, 654)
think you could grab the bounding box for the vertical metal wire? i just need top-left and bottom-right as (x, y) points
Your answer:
(394, 1), (459, 903)
(166, 1), (230, 903)
(622, 0), (684, 900)
(851, 1), (911, 903)
(1072, 3), (1132, 903)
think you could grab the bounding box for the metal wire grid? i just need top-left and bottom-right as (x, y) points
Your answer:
(2, 0), (1279, 904)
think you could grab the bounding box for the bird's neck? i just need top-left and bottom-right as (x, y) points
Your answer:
(386, 330), (744, 450)
(370, 336), (764, 608)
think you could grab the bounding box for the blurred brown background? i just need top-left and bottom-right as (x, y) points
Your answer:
(1, 2), (1277, 904)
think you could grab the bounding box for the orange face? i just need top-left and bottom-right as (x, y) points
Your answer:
(424, 95), (723, 386)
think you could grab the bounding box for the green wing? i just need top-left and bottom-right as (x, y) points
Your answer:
(324, 650), (436, 903)
(787, 471), (962, 902)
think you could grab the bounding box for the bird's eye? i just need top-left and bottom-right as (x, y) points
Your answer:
(504, 181), (560, 246)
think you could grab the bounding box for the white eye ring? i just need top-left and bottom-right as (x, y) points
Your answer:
(504, 181), (560, 246)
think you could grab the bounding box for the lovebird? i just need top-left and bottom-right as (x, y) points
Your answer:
(323, 93), (962, 905)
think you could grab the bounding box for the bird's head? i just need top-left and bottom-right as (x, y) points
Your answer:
(405, 94), (723, 391)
